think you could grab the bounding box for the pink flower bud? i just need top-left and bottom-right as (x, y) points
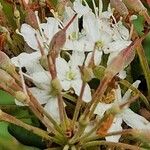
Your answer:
(49, 14), (77, 58)
(122, 0), (146, 12)
(0, 51), (16, 75)
(0, 69), (15, 86)
(110, 0), (129, 17)
(25, 9), (38, 29)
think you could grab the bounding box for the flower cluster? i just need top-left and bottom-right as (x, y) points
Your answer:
(11, 0), (150, 141)
(1, 0), (150, 149)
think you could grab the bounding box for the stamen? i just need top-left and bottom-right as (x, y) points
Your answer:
(92, 0), (98, 18)
(99, 0), (103, 16)
(50, 9), (64, 29)
(35, 33), (45, 56)
(129, 24), (134, 40)
(83, 0), (89, 8)
(16, 29), (23, 36)
(35, 11), (45, 39)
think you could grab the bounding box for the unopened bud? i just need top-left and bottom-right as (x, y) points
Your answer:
(133, 129), (150, 143)
(14, 7), (20, 19)
(0, 3), (3, 10)
(81, 67), (93, 82)
(110, 0), (129, 18)
(0, 69), (15, 86)
(39, 55), (48, 70)
(79, 115), (89, 127)
(51, 78), (62, 93)
(93, 66), (105, 79)
(15, 91), (27, 103)
(122, 0), (146, 13)
(0, 51), (16, 75)
(25, 10), (38, 29)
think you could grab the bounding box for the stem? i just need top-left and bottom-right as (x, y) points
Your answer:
(81, 140), (140, 150)
(47, 54), (68, 131)
(136, 45), (150, 98)
(0, 110), (62, 144)
(72, 82), (86, 127)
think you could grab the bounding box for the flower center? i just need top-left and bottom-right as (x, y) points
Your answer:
(66, 70), (77, 80)
(95, 41), (104, 49)
(69, 32), (78, 40)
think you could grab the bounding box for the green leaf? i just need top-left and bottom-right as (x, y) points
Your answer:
(132, 15), (144, 35)
(0, 90), (15, 105)
(0, 122), (40, 150)
(8, 124), (48, 149)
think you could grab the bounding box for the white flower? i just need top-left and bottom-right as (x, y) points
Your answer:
(56, 51), (92, 102)
(18, 12), (59, 52)
(11, 52), (43, 74)
(63, 5), (94, 52)
(94, 80), (150, 142)
(28, 71), (62, 123)
(73, 0), (91, 17)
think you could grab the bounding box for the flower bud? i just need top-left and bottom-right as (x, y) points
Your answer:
(0, 109), (2, 115)
(39, 55), (49, 70)
(81, 67), (93, 82)
(0, 51), (16, 76)
(15, 91), (27, 103)
(110, 0), (129, 18)
(0, 69), (15, 86)
(79, 115), (89, 127)
(25, 10), (38, 29)
(122, 0), (146, 12)
(51, 78), (62, 93)
(93, 66), (105, 79)
(14, 7), (20, 19)
(132, 129), (150, 143)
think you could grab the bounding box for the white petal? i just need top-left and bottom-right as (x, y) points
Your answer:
(114, 86), (122, 103)
(122, 80), (141, 103)
(99, 30), (112, 46)
(117, 70), (127, 79)
(72, 80), (92, 102)
(69, 51), (85, 69)
(83, 84), (92, 102)
(29, 87), (50, 104)
(107, 52), (119, 65)
(122, 109), (150, 129)
(94, 103), (112, 118)
(85, 50), (102, 66)
(83, 12), (100, 42)
(73, 0), (91, 17)
(40, 17), (59, 44)
(85, 52), (92, 66)
(15, 99), (26, 106)
(106, 117), (123, 142)
(103, 41), (132, 54)
(44, 97), (60, 123)
(11, 52), (43, 74)
(31, 71), (51, 90)
(64, 37), (94, 52)
(61, 80), (71, 91)
(56, 57), (69, 80)
(112, 21), (130, 40)
(20, 24), (43, 50)
(64, 7), (79, 37)
(94, 50), (103, 65)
